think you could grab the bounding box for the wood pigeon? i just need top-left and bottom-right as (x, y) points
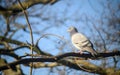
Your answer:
(67, 26), (97, 56)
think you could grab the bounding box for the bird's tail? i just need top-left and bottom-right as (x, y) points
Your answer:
(86, 47), (98, 57)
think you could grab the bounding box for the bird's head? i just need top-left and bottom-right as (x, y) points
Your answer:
(67, 26), (78, 32)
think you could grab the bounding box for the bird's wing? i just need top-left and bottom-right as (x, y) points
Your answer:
(71, 33), (92, 48)
(71, 32), (97, 56)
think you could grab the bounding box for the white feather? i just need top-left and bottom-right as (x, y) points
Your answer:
(68, 26), (98, 56)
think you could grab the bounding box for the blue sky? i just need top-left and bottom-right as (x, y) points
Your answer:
(15, 0), (120, 75)
(1, 0), (120, 75)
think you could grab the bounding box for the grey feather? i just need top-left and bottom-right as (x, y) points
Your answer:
(68, 26), (97, 56)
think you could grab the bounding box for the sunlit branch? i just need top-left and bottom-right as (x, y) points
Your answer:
(0, 51), (119, 71)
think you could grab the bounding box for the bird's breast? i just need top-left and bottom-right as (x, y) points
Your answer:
(71, 33), (90, 50)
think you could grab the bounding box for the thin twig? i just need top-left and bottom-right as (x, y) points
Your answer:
(4, 17), (10, 36)
(36, 33), (67, 45)
(35, 33), (74, 53)
(17, 0), (34, 75)
(93, 24), (107, 51)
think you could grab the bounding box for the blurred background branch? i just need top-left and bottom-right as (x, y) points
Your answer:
(0, 0), (120, 75)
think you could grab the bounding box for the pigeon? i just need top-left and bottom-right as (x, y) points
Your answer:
(67, 26), (97, 56)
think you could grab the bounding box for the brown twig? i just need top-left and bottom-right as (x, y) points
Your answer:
(17, 0), (34, 75)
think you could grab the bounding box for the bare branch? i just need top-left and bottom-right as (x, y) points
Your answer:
(0, 51), (119, 71)
(0, 36), (26, 46)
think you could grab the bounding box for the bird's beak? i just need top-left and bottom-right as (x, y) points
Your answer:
(67, 27), (71, 32)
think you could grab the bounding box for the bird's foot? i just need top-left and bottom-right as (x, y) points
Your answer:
(78, 51), (83, 55)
